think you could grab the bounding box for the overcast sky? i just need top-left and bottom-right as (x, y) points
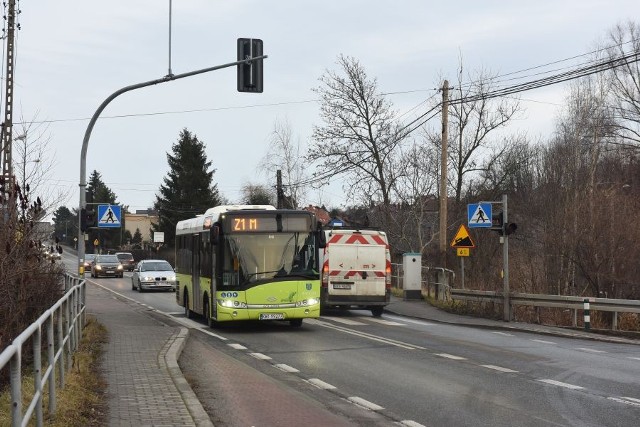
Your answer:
(9, 0), (640, 219)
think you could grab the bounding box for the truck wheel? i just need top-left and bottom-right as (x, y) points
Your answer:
(371, 307), (384, 317)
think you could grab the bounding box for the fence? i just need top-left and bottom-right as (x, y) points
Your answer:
(450, 289), (640, 330)
(0, 274), (86, 427)
(391, 263), (455, 300)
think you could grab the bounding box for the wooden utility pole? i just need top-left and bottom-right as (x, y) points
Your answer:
(439, 80), (449, 267)
(276, 169), (284, 208)
(0, 0), (18, 192)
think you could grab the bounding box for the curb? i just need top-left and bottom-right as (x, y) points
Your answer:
(162, 327), (215, 427)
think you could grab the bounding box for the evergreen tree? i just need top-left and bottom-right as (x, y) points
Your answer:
(132, 228), (143, 244)
(154, 128), (222, 246)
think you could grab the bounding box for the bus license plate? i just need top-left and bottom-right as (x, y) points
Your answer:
(260, 313), (285, 320)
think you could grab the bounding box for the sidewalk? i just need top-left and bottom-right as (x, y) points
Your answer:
(85, 283), (213, 427)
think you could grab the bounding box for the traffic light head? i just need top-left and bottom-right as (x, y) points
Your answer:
(491, 211), (517, 236)
(504, 222), (518, 235)
(237, 38), (263, 93)
(80, 208), (96, 232)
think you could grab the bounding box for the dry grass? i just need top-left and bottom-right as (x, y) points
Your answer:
(0, 315), (108, 426)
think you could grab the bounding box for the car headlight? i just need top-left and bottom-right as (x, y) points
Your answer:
(142, 276), (154, 281)
(95, 265), (102, 270)
(117, 265), (123, 270)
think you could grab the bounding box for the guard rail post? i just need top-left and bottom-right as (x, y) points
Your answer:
(584, 298), (590, 330)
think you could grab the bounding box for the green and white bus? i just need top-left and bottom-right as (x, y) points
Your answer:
(175, 205), (325, 327)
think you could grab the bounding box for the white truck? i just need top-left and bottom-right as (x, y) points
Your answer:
(318, 227), (391, 317)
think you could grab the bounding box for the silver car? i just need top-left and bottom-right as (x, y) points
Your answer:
(131, 259), (176, 292)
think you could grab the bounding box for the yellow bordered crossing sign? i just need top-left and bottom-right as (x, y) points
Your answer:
(450, 224), (475, 248)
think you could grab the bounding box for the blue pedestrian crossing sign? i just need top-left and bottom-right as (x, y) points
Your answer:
(468, 203), (492, 228)
(97, 204), (122, 228)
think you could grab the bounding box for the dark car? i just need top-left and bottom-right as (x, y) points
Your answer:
(115, 252), (136, 271)
(83, 254), (97, 271)
(91, 254), (124, 278)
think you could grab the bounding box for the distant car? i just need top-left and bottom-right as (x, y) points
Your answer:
(131, 259), (176, 292)
(83, 254), (96, 271)
(115, 252), (136, 271)
(91, 254), (124, 278)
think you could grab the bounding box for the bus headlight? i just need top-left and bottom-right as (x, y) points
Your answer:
(296, 298), (319, 307)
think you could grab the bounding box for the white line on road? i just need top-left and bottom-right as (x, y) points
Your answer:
(249, 352), (271, 360)
(307, 378), (336, 389)
(434, 353), (467, 360)
(306, 318), (425, 350)
(348, 396), (384, 411)
(398, 421), (426, 427)
(383, 314), (435, 326)
(538, 379), (584, 390)
(357, 316), (405, 326)
(608, 397), (640, 407)
(228, 343), (247, 350)
(480, 364), (518, 373)
(531, 339), (556, 344)
(492, 331), (514, 336)
(627, 357), (640, 361)
(575, 347), (606, 353)
(274, 364), (299, 373)
(321, 316), (366, 325)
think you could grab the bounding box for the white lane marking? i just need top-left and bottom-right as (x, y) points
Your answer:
(481, 364), (518, 373)
(306, 318), (425, 350)
(383, 314), (435, 326)
(348, 396), (384, 411)
(628, 357), (640, 361)
(199, 329), (229, 340)
(575, 347), (606, 353)
(538, 379), (584, 390)
(322, 316), (366, 325)
(608, 397), (640, 407)
(531, 339), (556, 344)
(434, 353), (467, 360)
(357, 316), (405, 326)
(228, 343), (247, 350)
(492, 331), (514, 336)
(397, 421), (426, 427)
(307, 378), (336, 390)
(165, 312), (184, 315)
(249, 352), (271, 360)
(274, 364), (299, 373)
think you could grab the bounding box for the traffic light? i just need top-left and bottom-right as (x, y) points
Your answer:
(80, 208), (97, 232)
(237, 38), (263, 93)
(491, 211), (517, 236)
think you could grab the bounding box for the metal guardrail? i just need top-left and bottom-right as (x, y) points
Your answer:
(0, 274), (86, 427)
(450, 289), (640, 330)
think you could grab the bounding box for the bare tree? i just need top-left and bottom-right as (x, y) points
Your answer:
(309, 55), (405, 217)
(259, 117), (308, 208)
(606, 20), (640, 147)
(240, 183), (275, 205)
(426, 64), (522, 206)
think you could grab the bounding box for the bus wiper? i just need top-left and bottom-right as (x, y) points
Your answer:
(246, 270), (282, 279)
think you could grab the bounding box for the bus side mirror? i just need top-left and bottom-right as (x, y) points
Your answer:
(211, 225), (220, 245)
(316, 221), (326, 249)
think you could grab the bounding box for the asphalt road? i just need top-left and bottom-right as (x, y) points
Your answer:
(64, 253), (640, 426)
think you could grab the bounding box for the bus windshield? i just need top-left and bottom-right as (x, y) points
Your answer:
(221, 231), (318, 287)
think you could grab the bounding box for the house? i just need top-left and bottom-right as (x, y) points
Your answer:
(124, 209), (158, 243)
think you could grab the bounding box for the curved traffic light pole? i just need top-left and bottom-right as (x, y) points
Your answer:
(77, 55), (267, 275)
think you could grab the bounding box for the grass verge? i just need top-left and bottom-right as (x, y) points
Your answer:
(0, 315), (108, 426)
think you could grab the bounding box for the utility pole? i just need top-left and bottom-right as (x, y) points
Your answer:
(276, 169), (284, 209)
(439, 80), (449, 267)
(0, 0), (18, 201)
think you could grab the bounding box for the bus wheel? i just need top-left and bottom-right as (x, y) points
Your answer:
(290, 318), (303, 327)
(371, 307), (384, 317)
(184, 292), (194, 319)
(203, 298), (215, 328)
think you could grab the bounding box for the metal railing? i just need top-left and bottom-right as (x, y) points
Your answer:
(0, 274), (86, 427)
(450, 289), (640, 330)
(391, 263), (455, 300)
